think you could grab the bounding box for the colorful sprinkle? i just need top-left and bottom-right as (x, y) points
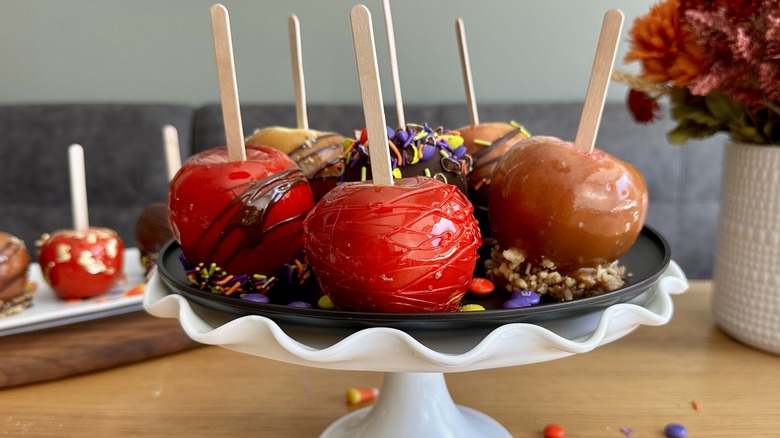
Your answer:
(619, 428), (634, 437)
(459, 304), (485, 312)
(664, 423), (688, 438)
(691, 400), (701, 411)
(318, 295), (335, 309)
(346, 387), (379, 405)
(543, 423), (566, 438)
(474, 139), (492, 147)
(287, 301), (313, 308)
(392, 168), (402, 179)
(468, 277), (494, 295)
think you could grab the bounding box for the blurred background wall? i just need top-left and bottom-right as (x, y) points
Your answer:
(0, 0), (654, 106)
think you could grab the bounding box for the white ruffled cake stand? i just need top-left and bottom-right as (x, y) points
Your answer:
(144, 261), (688, 437)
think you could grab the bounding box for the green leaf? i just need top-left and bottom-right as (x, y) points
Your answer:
(705, 92), (744, 123)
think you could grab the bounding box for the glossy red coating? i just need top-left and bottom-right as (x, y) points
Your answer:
(489, 136), (648, 273)
(303, 176), (481, 313)
(38, 228), (124, 299)
(168, 145), (315, 276)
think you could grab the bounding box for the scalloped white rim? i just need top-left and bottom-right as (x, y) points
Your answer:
(143, 261), (688, 373)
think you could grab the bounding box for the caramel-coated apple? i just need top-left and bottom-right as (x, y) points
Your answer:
(303, 176), (481, 313)
(245, 127), (345, 200)
(168, 145), (315, 276)
(456, 121), (530, 208)
(0, 232), (33, 316)
(38, 228), (124, 299)
(489, 135), (648, 273)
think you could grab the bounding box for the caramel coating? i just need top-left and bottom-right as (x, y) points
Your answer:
(0, 232), (31, 302)
(489, 136), (648, 273)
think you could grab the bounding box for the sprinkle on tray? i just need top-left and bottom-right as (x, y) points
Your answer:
(619, 427), (634, 436)
(664, 423), (688, 438)
(691, 400), (702, 411)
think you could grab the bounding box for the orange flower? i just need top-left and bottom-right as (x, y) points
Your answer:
(624, 0), (707, 86)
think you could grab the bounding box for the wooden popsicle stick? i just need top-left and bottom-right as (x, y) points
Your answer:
(381, 0), (405, 129)
(350, 5), (393, 186)
(574, 8), (624, 153)
(162, 124), (182, 182)
(210, 4), (246, 161)
(289, 15), (309, 131)
(68, 144), (89, 231)
(455, 18), (479, 126)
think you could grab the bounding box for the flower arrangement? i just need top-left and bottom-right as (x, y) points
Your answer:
(615, 0), (780, 145)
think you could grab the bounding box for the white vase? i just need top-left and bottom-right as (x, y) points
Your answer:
(712, 140), (780, 354)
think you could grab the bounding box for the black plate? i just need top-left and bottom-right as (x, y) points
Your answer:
(156, 226), (670, 334)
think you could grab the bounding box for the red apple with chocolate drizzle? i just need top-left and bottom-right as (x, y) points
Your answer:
(303, 6), (481, 313)
(168, 145), (314, 276)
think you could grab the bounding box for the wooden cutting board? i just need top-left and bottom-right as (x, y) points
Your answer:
(0, 310), (200, 388)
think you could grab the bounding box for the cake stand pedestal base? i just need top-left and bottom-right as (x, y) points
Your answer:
(320, 372), (511, 438)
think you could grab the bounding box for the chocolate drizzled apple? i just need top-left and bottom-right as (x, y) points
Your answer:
(245, 127), (345, 201)
(341, 123), (472, 193)
(168, 145), (315, 276)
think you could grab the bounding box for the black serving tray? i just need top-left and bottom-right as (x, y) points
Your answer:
(156, 226), (670, 333)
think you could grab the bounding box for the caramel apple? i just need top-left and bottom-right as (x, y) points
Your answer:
(168, 145), (315, 276)
(489, 135), (648, 273)
(135, 202), (171, 274)
(245, 126), (345, 200)
(303, 176), (481, 313)
(456, 121), (530, 207)
(0, 232), (33, 317)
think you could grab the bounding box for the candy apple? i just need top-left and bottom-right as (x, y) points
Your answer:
(489, 136), (648, 273)
(456, 121), (529, 208)
(303, 176), (481, 313)
(168, 145), (315, 276)
(134, 202), (172, 274)
(38, 228), (124, 299)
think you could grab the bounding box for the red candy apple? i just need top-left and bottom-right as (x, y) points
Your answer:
(39, 228), (125, 299)
(168, 145), (315, 276)
(303, 176), (482, 313)
(489, 136), (648, 273)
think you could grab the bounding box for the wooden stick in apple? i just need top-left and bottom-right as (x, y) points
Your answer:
(455, 18), (479, 126)
(210, 3), (246, 162)
(162, 124), (181, 181)
(288, 14), (309, 131)
(351, 4), (393, 186)
(68, 144), (89, 232)
(381, 0), (405, 129)
(573, 9), (624, 153)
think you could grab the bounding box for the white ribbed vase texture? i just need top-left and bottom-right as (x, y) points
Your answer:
(712, 141), (780, 354)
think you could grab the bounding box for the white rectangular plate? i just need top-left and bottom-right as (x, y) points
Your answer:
(0, 247), (146, 337)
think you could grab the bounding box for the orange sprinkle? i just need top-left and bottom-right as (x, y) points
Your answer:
(224, 282), (241, 296)
(692, 400), (702, 411)
(125, 284), (146, 296)
(214, 275), (235, 286)
(295, 259), (305, 274)
(387, 140), (403, 164)
(473, 179), (486, 191)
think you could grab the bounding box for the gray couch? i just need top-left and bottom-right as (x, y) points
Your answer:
(0, 103), (724, 279)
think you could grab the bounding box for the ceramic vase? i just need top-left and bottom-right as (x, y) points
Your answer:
(712, 140), (780, 354)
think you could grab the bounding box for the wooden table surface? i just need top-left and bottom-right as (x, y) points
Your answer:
(1, 280), (778, 437)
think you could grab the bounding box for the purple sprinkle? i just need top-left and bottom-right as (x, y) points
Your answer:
(420, 144), (436, 161)
(452, 145), (467, 159)
(503, 290), (541, 308)
(620, 428), (634, 437)
(386, 126), (395, 140)
(241, 293), (270, 303)
(287, 301), (313, 308)
(664, 423), (687, 438)
(395, 129), (409, 144)
(286, 264), (294, 284)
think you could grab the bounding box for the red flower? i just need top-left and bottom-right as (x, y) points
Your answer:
(627, 89), (661, 124)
